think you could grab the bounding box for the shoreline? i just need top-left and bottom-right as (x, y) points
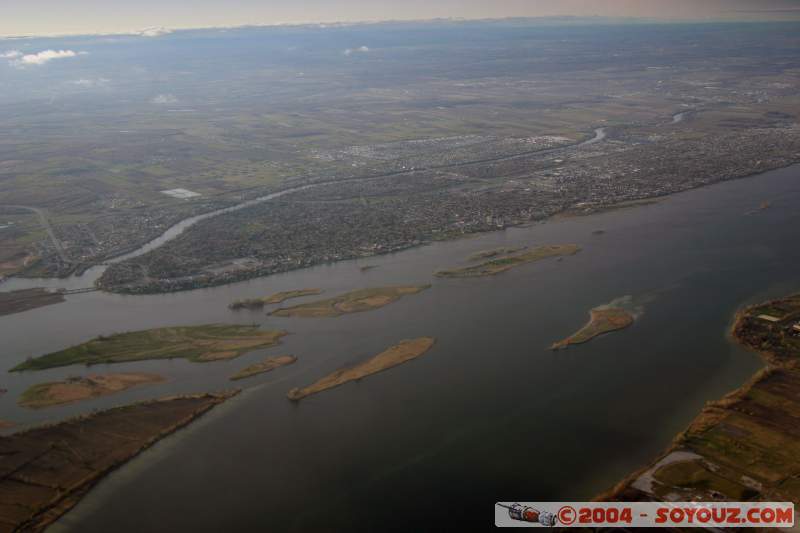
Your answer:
(599, 295), (800, 503)
(94, 158), (800, 294)
(5, 159), (797, 297)
(0, 391), (239, 533)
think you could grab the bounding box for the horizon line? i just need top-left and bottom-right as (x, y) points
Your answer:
(2, 14), (799, 40)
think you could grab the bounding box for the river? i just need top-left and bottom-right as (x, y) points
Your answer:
(1, 163), (798, 532)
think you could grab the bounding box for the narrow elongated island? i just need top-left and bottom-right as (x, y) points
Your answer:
(11, 324), (287, 372)
(229, 289), (323, 310)
(0, 392), (238, 533)
(435, 244), (580, 278)
(270, 285), (430, 318)
(230, 355), (297, 381)
(602, 294), (800, 504)
(551, 306), (634, 350)
(19, 373), (165, 409)
(287, 337), (436, 401)
(0, 288), (64, 317)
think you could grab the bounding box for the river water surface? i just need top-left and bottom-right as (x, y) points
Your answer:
(2, 164), (799, 532)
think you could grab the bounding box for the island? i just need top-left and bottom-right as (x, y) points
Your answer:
(551, 306), (634, 350)
(467, 247), (525, 262)
(228, 289), (323, 310)
(435, 245), (580, 278)
(11, 324), (287, 372)
(270, 285), (430, 318)
(19, 373), (165, 409)
(0, 392), (237, 532)
(0, 288), (65, 317)
(230, 355), (297, 381)
(287, 337), (436, 401)
(601, 294), (800, 504)
(745, 200), (772, 215)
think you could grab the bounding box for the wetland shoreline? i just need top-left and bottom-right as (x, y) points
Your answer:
(601, 295), (800, 503)
(0, 392), (238, 533)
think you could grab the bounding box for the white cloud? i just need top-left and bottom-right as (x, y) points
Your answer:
(10, 49), (83, 67)
(138, 27), (172, 37)
(343, 45), (370, 56)
(151, 93), (178, 104)
(0, 50), (21, 59)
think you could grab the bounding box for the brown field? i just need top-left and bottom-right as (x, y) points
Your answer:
(0, 392), (237, 533)
(287, 337), (436, 401)
(19, 373), (165, 409)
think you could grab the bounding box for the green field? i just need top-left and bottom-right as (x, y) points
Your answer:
(11, 324), (287, 371)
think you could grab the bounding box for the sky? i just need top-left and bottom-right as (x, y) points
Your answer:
(3, 0), (800, 36)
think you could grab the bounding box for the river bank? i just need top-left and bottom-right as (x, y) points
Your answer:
(601, 295), (800, 503)
(0, 392), (237, 533)
(2, 163), (797, 533)
(3, 143), (798, 298)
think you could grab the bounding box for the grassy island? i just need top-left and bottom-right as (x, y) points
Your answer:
(11, 324), (287, 372)
(435, 244), (580, 278)
(19, 373), (165, 409)
(228, 289), (323, 310)
(467, 247), (525, 262)
(0, 392), (237, 532)
(551, 307), (634, 350)
(230, 355), (297, 381)
(288, 337), (435, 401)
(0, 288), (64, 317)
(602, 294), (800, 504)
(270, 285), (430, 318)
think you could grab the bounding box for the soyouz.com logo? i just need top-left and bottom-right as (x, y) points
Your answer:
(494, 502), (795, 528)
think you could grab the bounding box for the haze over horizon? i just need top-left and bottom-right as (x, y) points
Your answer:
(4, 0), (800, 37)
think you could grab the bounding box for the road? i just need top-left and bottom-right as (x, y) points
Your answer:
(0, 205), (68, 263)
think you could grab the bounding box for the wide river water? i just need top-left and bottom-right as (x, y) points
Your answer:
(1, 164), (799, 532)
